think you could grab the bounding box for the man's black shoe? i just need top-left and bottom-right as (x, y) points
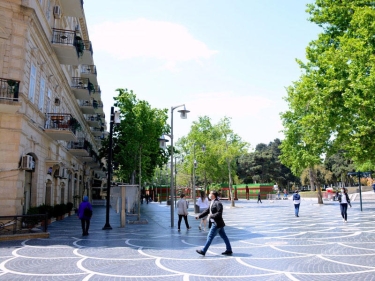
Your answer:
(222, 250), (233, 255)
(196, 250), (205, 256)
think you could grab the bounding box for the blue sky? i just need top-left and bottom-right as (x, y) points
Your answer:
(84, 1), (321, 150)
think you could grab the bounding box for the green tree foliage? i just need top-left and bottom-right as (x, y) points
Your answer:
(324, 150), (356, 186)
(100, 89), (169, 185)
(280, 1), (375, 203)
(177, 116), (248, 207)
(237, 139), (299, 188)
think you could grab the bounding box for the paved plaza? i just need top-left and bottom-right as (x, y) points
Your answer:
(1, 196), (375, 280)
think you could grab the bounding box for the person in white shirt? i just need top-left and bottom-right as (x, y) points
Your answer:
(338, 187), (351, 222)
(196, 191), (209, 231)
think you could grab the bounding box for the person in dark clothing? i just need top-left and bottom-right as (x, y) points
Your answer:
(77, 195), (92, 236)
(257, 192), (262, 203)
(292, 190), (301, 217)
(338, 187), (351, 222)
(195, 191), (232, 256)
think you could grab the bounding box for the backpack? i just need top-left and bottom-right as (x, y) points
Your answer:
(83, 207), (92, 217)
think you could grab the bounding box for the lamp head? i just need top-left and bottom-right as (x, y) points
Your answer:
(178, 107), (190, 119)
(158, 135), (169, 149)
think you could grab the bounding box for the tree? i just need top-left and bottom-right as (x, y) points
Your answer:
(100, 89), (169, 189)
(280, 1), (375, 203)
(237, 139), (299, 188)
(177, 116), (248, 207)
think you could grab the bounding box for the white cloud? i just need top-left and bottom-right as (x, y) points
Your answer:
(91, 19), (218, 68)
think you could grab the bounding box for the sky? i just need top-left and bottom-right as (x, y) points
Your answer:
(84, 0), (321, 150)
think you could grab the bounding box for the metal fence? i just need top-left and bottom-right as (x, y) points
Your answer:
(0, 214), (48, 235)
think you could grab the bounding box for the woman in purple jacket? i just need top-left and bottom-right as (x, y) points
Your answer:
(77, 195), (92, 236)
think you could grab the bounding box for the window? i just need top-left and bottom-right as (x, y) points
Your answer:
(28, 64), (37, 102)
(46, 89), (51, 113)
(38, 78), (45, 111)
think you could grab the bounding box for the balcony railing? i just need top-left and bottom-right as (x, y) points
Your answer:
(0, 78), (20, 101)
(51, 28), (79, 49)
(71, 77), (90, 90)
(0, 214), (48, 235)
(45, 113), (79, 133)
(67, 138), (92, 157)
(51, 28), (80, 65)
(81, 65), (96, 76)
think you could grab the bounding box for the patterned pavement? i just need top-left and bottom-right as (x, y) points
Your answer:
(1, 196), (375, 281)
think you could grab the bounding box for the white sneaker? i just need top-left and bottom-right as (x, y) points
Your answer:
(344, 220), (347, 223)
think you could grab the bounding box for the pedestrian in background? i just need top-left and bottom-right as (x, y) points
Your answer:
(197, 191), (209, 231)
(177, 194), (191, 231)
(293, 190), (300, 217)
(195, 190), (233, 256)
(257, 192), (262, 203)
(77, 195), (92, 236)
(338, 187), (351, 223)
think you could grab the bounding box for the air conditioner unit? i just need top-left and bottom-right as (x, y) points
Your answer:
(53, 6), (61, 19)
(60, 168), (68, 179)
(55, 168), (67, 179)
(21, 155), (34, 170)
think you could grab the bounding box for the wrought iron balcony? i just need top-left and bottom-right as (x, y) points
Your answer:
(67, 138), (91, 157)
(51, 28), (80, 65)
(94, 101), (104, 114)
(91, 85), (101, 100)
(91, 127), (104, 137)
(79, 40), (93, 64)
(71, 77), (91, 99)
(0, 78), (21, 113)
(44, 113), (78, 141)
(86, 114), (101, 127)
(80, 64), (97, 84)
(78, 100), (95, 114)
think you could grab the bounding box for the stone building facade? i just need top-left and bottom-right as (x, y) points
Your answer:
(0, 0), (107, 216)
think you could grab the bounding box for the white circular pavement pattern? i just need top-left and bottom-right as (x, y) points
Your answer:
(1, 199), (375, 281)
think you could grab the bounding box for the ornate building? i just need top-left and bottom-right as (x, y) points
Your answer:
(0, 0), (107, 216)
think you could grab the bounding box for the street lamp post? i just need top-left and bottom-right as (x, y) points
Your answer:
(169, 104), (189, 228)
(103, 107), (120, 230)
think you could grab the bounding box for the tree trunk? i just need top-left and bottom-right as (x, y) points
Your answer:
(309, 167), (323, 204)
(227, 159), (235, 207)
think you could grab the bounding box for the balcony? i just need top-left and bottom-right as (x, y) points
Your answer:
(91, 85), (101, 100)
(91, 127), (104, 137)
(79, 40), (94, 65)
(79, 100), (95, 114)
(67, 138), (91, 157)
(86, 114), (101, 127)
(80, 65), (97, 84)
(51, 28), (80, 65)
(71, 77), (91, 100)
(0, 78), (21, 113)
(59, 0), (84, 18)
(94, 101), (104, 114)
(44, 113), (77, 141)
(94, 136), (104, 145)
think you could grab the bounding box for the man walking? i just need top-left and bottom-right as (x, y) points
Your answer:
(195, 191), (232, 256)
(293, 190), (301, 217)
(257, 192), (262, 203)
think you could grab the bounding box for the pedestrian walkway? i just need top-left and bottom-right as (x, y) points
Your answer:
(1, 199), (375, 280)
